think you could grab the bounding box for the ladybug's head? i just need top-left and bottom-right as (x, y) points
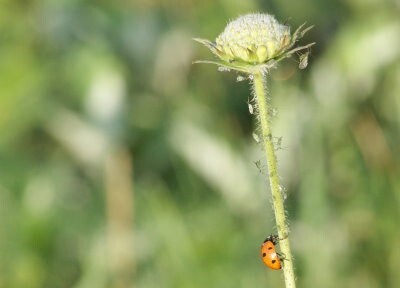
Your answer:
(263, 234), (279, 245)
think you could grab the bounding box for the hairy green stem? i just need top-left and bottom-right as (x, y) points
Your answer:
(253, 72), (296, 288)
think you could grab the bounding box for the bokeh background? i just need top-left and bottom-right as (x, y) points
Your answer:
(1, 0), (400, 287)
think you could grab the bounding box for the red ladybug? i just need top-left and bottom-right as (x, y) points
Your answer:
(260, 235), (283, 270)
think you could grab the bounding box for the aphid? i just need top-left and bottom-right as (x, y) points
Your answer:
(247, 97), (254, 114)
(260, 235), (284, 270)
(254, 160), (263, 173)
(218, 66), (231, 72)
(275, 136), (282, 150)
(252, 132), (260, 143)
(237, 75), (246, 82)
(298, 51), (309, 69)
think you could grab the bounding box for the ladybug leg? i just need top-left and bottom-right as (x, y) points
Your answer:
(276, 252), (287, 261)
(277, 233), (289, 241)
(271, 233), (289, 242)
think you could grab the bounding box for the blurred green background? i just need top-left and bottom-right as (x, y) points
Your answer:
(1, 0), (400, 287)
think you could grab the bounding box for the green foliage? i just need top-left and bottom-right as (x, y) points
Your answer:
(1, 1), (400, 287)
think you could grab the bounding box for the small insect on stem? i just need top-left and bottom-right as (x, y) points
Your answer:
(275, 136), (283, 150)
(247, 97), (254, 115)
(298, 51), (309, 69)
(252, 132), (260, 143)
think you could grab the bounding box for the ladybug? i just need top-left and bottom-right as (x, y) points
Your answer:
(260, 235), (283, 270)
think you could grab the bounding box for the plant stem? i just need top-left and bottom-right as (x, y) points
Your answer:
(252, 72), (296, 288)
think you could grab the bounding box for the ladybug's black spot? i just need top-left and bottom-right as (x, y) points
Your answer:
(272, 260), (276, 264)
(262, 253), (266, 257)
(268, 247), (273, 250)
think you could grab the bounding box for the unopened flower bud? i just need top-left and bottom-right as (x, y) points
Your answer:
(194, 13), (315, 74)
(215, 14), (291, 63)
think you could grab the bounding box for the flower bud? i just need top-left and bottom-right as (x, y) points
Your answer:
(194, 13), (315, 74)
(215, 14), (291, 63)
